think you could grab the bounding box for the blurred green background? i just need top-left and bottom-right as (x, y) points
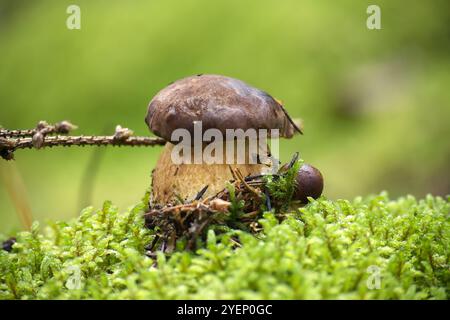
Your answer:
(1, 0), (449, 232)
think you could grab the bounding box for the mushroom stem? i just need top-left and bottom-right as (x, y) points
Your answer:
(151, 142), (270, 205)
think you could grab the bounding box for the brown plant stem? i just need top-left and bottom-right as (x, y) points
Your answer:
(0, 121), (166, 160)
(4, 135), (165, 149)
(0, 162), (33, 230)
(0, 135), (166, 160)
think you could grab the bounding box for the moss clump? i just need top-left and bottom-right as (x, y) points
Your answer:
(0, 193), (448, 299)
(264, 157), (302, 210)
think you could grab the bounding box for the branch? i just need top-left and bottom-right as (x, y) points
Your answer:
(0, 121), (166, 160)
(2, 135), (165, 148)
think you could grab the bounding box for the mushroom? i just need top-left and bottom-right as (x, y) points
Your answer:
(145, 74), (322, 205)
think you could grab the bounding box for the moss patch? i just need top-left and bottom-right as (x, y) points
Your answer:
(0, 193), (448, 299)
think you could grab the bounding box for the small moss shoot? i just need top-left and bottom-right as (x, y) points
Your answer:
(225, 182), (246, 229)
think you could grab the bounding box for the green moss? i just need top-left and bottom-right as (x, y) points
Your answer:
(264, 157), (302, 210)
(0, 193), (448, 299)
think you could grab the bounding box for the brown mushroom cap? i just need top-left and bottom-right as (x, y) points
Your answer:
(145, 74), (302, 142)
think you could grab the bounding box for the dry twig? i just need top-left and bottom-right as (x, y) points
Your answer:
(0, 121), (165, 160)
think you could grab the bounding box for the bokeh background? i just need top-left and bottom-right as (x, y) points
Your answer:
(1, 0), (449, 232)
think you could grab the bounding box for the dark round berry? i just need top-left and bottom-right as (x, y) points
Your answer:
(294, 164), (324, 203)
